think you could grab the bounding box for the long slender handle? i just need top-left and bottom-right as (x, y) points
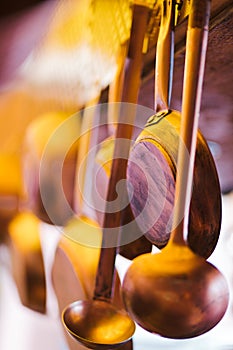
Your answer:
(170, 0), (211, 245)
(108, 42), (129, 128)
(94, 4), (150, 301)
(155, 0), (176, 111)
(74, 95), (100, 214)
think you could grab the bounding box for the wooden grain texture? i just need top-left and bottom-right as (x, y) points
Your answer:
(127, 110), (221, 258)
(139, 2), (233, 192)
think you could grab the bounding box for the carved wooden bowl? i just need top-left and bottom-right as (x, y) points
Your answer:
(127, 110), (221, 259)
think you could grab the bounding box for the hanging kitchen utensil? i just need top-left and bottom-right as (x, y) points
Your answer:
(122, 0), (229, 338)
(126, 0), (221, 258)
(8, 211), (46, 313)
(0, 153), (23, 242)
(62, 4), (151, 348)
(93, 3), (163, 259)
(92, 43), (129, 228)
(23, 110), (81, 226)
(55, 97), (134, 350)
(74, 95), (102, 215)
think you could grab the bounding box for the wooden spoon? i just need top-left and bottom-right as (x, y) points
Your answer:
(122, 0), (229, 339)
(62, 4), (151, 349)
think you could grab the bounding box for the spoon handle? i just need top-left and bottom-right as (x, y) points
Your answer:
(94, 4), (150, 301)
(170, 0), (211, 245)
(154, 0), (176, 111)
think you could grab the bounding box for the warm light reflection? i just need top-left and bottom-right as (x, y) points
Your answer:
(8, 211), (41, 252)
(63, 300), (135, 345)
(0, 153), (23, 196)
(64, 215), (102, 248)
(85, 311), (134, 343)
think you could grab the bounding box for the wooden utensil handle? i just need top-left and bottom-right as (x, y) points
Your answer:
(155, 0), (176, 111)
(94, 4), (150, 301)
(190, 0), (211, 29)
(170, 0), (211, 245)
(74, 95), (100, 214)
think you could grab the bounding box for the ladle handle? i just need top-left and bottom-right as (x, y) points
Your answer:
(170, 0), (211, 245)
(74, 95), (100, 214)
(108, 43), (128, 127)
(155, 0), (176, 111)
(94, 4), (150, 301)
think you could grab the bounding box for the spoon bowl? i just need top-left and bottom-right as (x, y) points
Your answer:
(122, 244), (229, 339)
(63, 300), (135, 349)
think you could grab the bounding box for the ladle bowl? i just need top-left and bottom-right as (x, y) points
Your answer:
(122, 244), (229, 339)
(63, 299), (135, 349)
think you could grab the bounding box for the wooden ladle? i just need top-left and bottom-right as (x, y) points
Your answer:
(62, 4), (150, 349)
(122, 0), (229, 339)
(126, 0), (221, 258)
